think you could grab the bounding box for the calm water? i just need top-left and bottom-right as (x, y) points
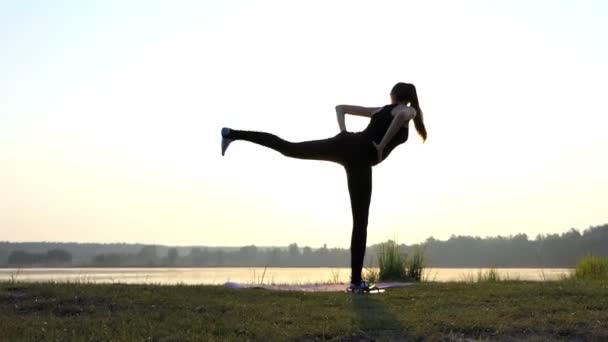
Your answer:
(0, 267), (573, 285)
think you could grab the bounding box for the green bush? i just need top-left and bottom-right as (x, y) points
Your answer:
(573, 255), (608, 280)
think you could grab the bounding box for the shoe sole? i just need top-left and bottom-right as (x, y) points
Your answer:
(221, 138), (231, 156)
(221, 128), (232, 156)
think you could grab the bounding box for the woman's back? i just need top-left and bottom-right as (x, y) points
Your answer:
(359, 104), (411, 162)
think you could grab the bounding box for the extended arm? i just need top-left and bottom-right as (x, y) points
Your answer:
(335, 105), (382, 132)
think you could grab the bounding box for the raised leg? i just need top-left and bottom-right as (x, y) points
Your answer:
(345, 163), (373, 285)
(227, 129), (345, 164)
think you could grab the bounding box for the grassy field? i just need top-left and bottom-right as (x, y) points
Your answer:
(1, 279), (608, 341)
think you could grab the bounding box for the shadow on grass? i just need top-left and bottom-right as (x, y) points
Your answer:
(351, 294), (407, 340)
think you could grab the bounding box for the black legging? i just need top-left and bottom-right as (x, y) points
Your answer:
(227, 129), (377, 284)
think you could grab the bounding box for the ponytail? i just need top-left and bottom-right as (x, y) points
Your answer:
(391, 82), (428, 143)
(410, 89), (427, 143)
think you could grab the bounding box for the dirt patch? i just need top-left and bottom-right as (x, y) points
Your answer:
(52, 303), (84, 316)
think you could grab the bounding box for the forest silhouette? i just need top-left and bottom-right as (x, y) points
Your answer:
(2, 224), (606, 268)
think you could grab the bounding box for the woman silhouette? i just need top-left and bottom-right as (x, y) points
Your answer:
(220, 82), (427, 293)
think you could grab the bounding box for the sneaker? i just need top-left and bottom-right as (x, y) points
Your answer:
(221, 127), (233, 156)
(347, 280), (372, 294)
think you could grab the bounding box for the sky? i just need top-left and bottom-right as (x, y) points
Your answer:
(1, 0), (607, 248)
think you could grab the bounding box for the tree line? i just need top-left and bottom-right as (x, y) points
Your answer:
(6, 249), (72, 266)
(1, 223), (607, 268)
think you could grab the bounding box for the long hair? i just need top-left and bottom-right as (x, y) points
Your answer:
(390, 82), (427, 143)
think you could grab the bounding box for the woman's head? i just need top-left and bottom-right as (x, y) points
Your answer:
(390, 82), (416, 105)
(390, 82), (428, 143)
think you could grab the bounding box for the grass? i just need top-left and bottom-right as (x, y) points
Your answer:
(249, 266), (268, 284)
(456, 267), (526, 283)
(363, 266), (379, 283)
(370, 240), (426, 283)
(573, 255), (608, 280)
(328, 268), (343, 285)
(8, 268), (21, 284)
(1, 279), (608, 341)
(407, 245), (426, 282)
(377, 240), (408, 281)
(477, 267), (501, 282)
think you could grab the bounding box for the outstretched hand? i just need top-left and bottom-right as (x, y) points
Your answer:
(372, 141), (383, 163)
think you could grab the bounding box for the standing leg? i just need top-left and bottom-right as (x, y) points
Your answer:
(345, 163), (373, 285)
(227, 129), (345, 163)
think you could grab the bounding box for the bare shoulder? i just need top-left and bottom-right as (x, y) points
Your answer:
(390, 104), (417, 118)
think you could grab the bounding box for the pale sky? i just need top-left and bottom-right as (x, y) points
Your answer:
(1, 0), (607, 248)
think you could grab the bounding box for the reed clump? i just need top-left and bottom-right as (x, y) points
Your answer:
(366, 240), (426, 282)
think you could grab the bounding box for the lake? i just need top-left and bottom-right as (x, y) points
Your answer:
(0, 267), (573, 285)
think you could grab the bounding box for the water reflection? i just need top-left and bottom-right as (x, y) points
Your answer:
(0, 267), (573, 285)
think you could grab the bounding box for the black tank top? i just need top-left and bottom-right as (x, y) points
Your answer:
(359, 104), (410, 161)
